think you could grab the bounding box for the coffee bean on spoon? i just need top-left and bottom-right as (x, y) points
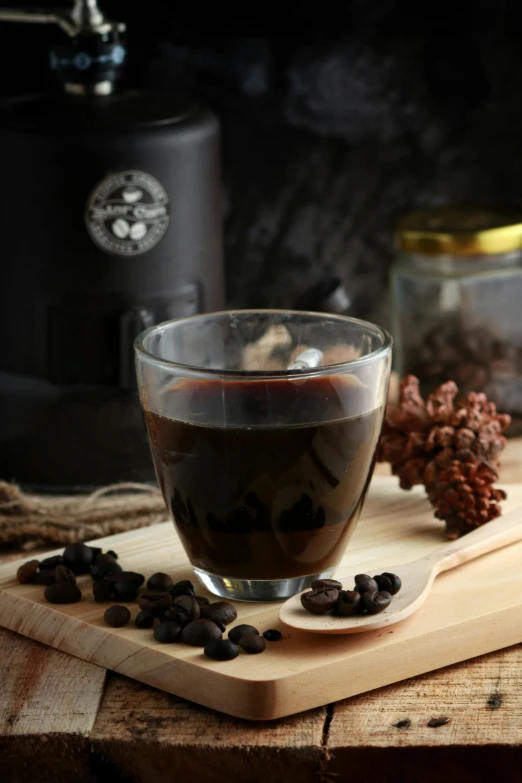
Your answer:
(154, 621), (182, 643)
(228, 624), (259, 644)
(44, 582), (82, 604)
(361, 590), (392, 614)
(354, 574), (378, 595)
(208, 601), (237, 626)
(238, 634), (266, 654)
(311, 578), (343, 591)
(135, 610), (156, 629)
(373, 574), (393, 593)
(380, 572), (402, 595)
(301, 587), (339, 614)
(147, 572), (173, 591)
(54, 565), (77, 584)
(17, 560), (40, 584)
(334, 589), (361, 617)
(182, 619), (222, 646)
(63, 543), (93, 575)
(204, 639), (239, 661)
(104, 605), (131, 628)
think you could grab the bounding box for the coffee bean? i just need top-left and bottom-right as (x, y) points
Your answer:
(91, 554), (122, 581)
(135, 609), (156, 629)
(16, 559), (40, 584)
(147, 572), (173, 591)
(35, 569), (57, 586)
(238, 634), (266, 654)
(182, 619), (222, 646)
(169, 579), (195, 598)
(209, 601), (237, 626)
(106, 550), (119, 560)
(109, 571), (145, 587)
(89, 547), (103, 564)
(354, 574), (378, 595)
(44, 582), (82, 604)
(373, 574), (393, 593)
(199, 604), (212, 620)
(93, 578), (114, 603)
(39, 555), (63, 571)
(104, 605), (131, 628)
(263, 629), (282, 642)
(381, 572), (402, 595)
(204, 639), (239, 661)
(311, 578), (343, 590)
(195, 595), (210, 607)
(63, 543), (93, 575)
(228, 624), (259, 644)
(301, 587), (339, 614)
(334, 590), (361, 616)
(154, 621), (182, 643)
(361, 590), (392, 614)
(173, 595), (201, 622)
(112, 581), (139, 602)
(137, 592), (172, 616)
(54, 565), (77, 584)
(163, 608), (190, 627)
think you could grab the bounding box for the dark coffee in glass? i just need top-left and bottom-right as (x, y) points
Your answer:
(136, 311), (391, 600)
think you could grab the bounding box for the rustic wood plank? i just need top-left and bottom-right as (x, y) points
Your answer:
(325, 644), (522, 782)
(92, 673), (327, 783)
(0, 626), (107, 783)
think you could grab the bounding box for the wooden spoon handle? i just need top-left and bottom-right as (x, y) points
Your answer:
(432, 506), (522, 575)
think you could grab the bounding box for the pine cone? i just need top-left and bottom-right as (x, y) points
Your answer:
(378, 376), (510, 538)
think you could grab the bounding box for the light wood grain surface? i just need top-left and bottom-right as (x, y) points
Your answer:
(2, 477), (522, 721)
(1, 442), (522, 782)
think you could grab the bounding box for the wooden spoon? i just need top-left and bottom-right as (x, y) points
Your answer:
(279, 506), (522, 634)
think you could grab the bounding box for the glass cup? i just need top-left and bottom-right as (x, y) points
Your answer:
(135, 310), (392, 601)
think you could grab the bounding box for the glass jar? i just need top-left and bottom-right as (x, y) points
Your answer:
(391, 208), (522, 434)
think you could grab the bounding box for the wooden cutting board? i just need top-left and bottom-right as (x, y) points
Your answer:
(1, 476), (522, 722)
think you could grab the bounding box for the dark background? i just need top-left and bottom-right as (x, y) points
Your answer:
(1, 0), (520, 326)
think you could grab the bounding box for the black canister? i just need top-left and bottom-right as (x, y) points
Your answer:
(0, 1), (225, 489)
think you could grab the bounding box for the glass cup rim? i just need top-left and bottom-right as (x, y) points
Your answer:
(134, 308), (393, 379)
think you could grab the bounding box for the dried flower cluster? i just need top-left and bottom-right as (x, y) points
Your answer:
(378, 375), (511, 538)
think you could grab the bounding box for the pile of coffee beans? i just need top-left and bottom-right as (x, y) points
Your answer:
(16, 548), (284, 662)
(203, 622), (281, 660)
(300, 574), (402, 618)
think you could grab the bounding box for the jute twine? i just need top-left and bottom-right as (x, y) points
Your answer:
(0, 481), (168, 551)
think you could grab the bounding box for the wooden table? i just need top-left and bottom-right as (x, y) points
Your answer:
(1, 441), (522, 783)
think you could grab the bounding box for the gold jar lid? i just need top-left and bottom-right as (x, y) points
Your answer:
(397, 207), (522, 256)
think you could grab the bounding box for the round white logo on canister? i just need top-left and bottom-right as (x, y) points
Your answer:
(85, 170), (170, 256)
